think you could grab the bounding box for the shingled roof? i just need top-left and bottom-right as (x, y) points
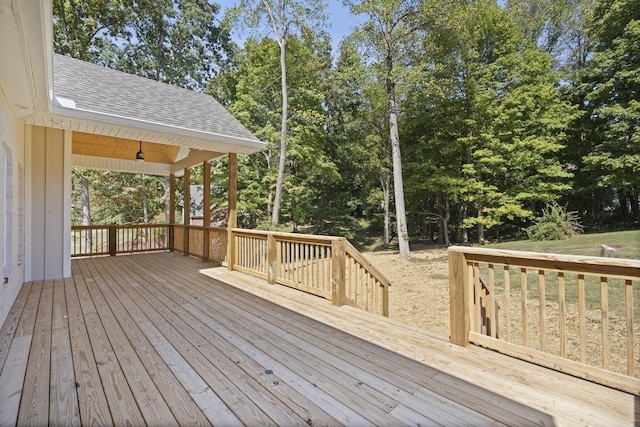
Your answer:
(52, 54), (263, 151)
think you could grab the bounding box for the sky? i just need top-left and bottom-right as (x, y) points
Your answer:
(215, 0), (365, 53)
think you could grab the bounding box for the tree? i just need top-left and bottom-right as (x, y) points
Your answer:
(344, 0), (425, 258)
(578, 0), (640, 221)
(402, 0), (576, 243)
(209, 30), (337, 230)
(227, 0), (327, 227)
(53, 0), (130, 62)
(54, 0), (231, 90)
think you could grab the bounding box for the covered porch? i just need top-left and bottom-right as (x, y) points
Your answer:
(1, 252), (637, 425)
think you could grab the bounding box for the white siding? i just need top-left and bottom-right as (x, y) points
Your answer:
(29, 125), (71, 281)
(0, 88), (25, 328)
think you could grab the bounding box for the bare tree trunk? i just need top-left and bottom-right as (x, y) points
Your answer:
(291, 197), (298, 233)
(164, 176), (170, 223)
(81, 173), (92, 252)
(477, 201), (485, 243)
(271, 38), (288, 227)
(442, 198), (451, 246)
(384, 18), (410, 259)
(381, 172), (391, 245)
(459, 203), (469, 244)
(386, 83), (410, 258)
(142, 175), (149, 224)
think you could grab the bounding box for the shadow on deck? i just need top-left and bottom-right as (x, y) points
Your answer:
(0, 252), (637, 425)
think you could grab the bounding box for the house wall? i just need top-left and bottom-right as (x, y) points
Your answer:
(27, 125), (72, 281)
(0, 89), (26, 328)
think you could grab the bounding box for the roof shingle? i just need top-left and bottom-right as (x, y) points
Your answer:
(53, 54), (261, 144)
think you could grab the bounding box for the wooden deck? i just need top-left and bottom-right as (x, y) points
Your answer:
(0, 253), (637, 426)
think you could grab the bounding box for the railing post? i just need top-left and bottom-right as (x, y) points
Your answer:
(184, 226), (190, 256)
(331, 238), (346, 307)
(449, 248), (470, 346)
(203, 227), (209, 261)
(108, 225), (117, 256)
(382, 285), (389, 317)
(267, 233), (277, 284)
(227, 229), (236, 271)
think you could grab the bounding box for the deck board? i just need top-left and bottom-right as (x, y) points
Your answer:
(0, 252), (637, 426)
(0, 281), (41, 426)
(18, 280), (53, 426)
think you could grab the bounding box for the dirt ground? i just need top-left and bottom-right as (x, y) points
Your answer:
(364, 246), (451, 337)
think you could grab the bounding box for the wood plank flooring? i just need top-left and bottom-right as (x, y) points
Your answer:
(0, 252), (637, 426)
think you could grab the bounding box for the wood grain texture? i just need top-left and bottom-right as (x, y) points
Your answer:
(1, 253), (636, 426)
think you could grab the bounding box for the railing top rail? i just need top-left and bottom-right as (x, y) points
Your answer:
(448, 246), (640, 280)
(230, 228), (342, 243)
(345, 241), (391, 288)
(72, 224), (168, 229)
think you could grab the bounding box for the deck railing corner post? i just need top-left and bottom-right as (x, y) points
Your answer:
(449, 248), (470, 347)
(331, 238), (347, 307)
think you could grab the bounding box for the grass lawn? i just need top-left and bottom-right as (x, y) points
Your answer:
(484, 229), (640, 259)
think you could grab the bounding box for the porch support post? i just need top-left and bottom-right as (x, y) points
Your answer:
(203, 161), (211, 262)
(183, 168), (190, 256)
(449, 248), (470, 346)
(227, 153), (237, 270)
(169, 173), (175, 251)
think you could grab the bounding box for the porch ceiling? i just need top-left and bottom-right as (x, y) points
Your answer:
(73, 132), (181, 164)
(71, 132), (226, 176)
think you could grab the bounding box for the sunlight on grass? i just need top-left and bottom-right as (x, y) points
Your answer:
(485, 230), (640, 260)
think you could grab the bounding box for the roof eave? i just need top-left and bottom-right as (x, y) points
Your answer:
(49, 103), (266, 155)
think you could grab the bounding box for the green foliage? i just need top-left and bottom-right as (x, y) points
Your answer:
(60, 0), (640, 244)
(526, 203), (583, 241)
(72, 170), (166, 225)
(54, 0), (231, 90)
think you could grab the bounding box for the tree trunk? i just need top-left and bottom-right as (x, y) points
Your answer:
(381, 172), (391, 245)
(387, 79), (410, 259)
(163, 176), (170, 223)
(459, 203), (468, 244)
(630, 191), (640, 221)
(271, 38), (288, 227)
(142, 174), (149, 224)
(438, 197), (446, 245)
(291, 197), (298, 233)
(442, 198), (451, 246)
(81, 173), (92, 252)
(618, 188), (630, 221)
(383, 18), (410, 259)
(477, 201), (485, 243)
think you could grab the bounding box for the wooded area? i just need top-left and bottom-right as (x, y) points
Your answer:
(60, 0), (640, 247)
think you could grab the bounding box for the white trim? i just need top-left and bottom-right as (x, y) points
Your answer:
(62, 130), (71, 277)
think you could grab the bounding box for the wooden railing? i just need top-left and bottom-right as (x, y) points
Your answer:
(449, 246), (640, 394)
(228, 229), (390, 316)
(71, 224), (169, 257)
(72, 224), (389, 316)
